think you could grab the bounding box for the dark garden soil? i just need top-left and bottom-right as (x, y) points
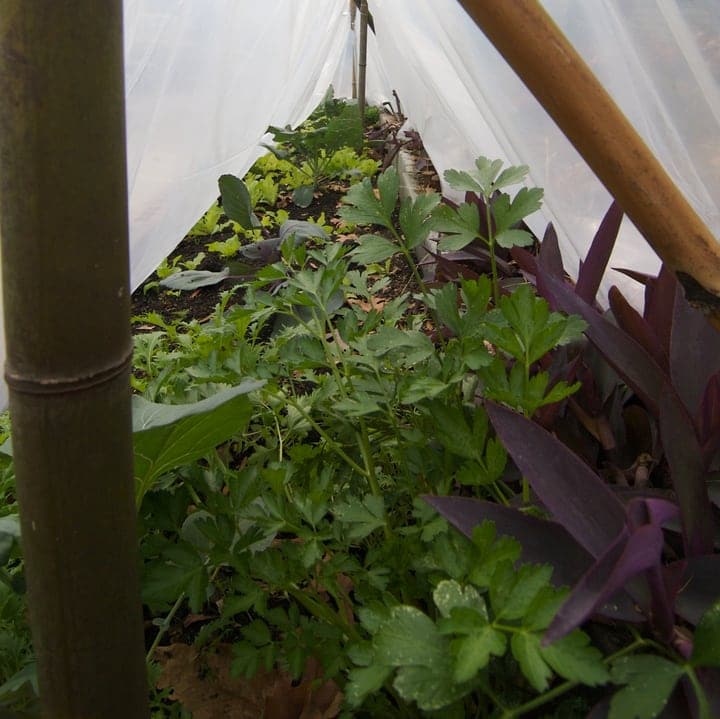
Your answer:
(130, 115), (442, 327)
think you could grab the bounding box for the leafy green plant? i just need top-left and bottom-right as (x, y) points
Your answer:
(263, 91), (369, 207)
(433, 157), (544, 303)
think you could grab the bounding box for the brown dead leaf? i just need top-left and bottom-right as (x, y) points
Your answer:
(347, 297), (386, 313)
(156, 644), (343, 719)
(156, 643), (279, 719)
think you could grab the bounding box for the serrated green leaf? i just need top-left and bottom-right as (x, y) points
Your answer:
(142, 543), (207, 612)
(432, 283), (462, 336)
(495, 228), (535, 249)
(541, 630), (609, 686)
(339, 178), (393, 228)
(443, 168), (484, 194)
(523, 585), (568, 631)
(493, 164), (529, 190)
(244, 619), (271, 646)
(350, 234), (398, 264)
(374, 606), (447, 667)
(475, 157), (504, 191)
(511, 632), (553, 692)
(400, 192), (442, 249)
(426, 401), (479, 462)
(346, 664), (393, 708)
(609, 655), (684, 719)
(493, 187), (544, 232)
(691, 598), (720, 668)
(433, 580), (485, 619)
(377, 166), (400, 219)
(333, 495), (386, 540)
(160, 268), (230, 291)
(434, 202), (481, 251)
(452, 628), (506, 682)
(497, 564), (554, 621)
(398, 376), (448, 404)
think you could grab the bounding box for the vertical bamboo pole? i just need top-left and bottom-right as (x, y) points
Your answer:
(358, 0), (369, 123)
(0, 3), (149, 718)
(350, 0), (358, 99)
(457, 0), (720, 325)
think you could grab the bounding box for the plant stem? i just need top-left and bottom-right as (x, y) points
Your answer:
(146, 592), (185, 663)
(485, 199), (500, 306)
(501, 637), (649, 717)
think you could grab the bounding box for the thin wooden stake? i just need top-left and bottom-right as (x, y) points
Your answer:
(0, 3), (149, 717)
(358, 0), (369, 123)
(458, 0), (720, 328)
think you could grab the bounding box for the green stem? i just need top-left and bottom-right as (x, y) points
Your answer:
(501, 638), (649, 718)
(285, 397), (369, 478)
(146, 592), (185, 664)
(485, 199), (500, 306)
(287, 585), (361, 642)
(685, 666), (711, 719)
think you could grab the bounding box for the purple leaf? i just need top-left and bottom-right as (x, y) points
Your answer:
(486, 401), (626, 557)
(659, 387), (715, 556)
(671, 556), (720, 625)
(698, 371), (720, 462)
(644, 264), (676, 357)
(575, 201), (623, 305)
(539, 223), (564, 279)
(424, 495), (641, 622)
(608, 286), (668, 371)
(543, 272), (667, 416)
(544, 523), (664, 643)
(671, 283), (720, 417)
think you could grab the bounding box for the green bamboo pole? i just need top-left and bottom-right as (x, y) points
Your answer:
(457, 0), (720, 329)
(0, 4), (149, 718)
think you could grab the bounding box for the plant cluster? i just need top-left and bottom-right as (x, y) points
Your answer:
(0, 140), (718, 719)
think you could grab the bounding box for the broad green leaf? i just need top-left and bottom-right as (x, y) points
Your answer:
(511, 632), (552, 692)
(159, 268), (230, 291)
(374, 606), (447, 666)
(219, 174), (258, 228)
(691, 598), (720, 667)
(434, 202), (481, 251)
(523, 585), (568, 631)
(0, 514), (21, 566)
(278, 219), (329, 243)
(292, 185), (315, 208)
(540, 630), (609, 686)
(366, 327), (434, 366)
(377, 166), (400, 219)
(433, 580), (485, 619)
(609, 655), (684, 719)
(345, 664), (393, 708)
(452, 628), (506, 682)
(133, 381), (263, 505)
(350, 234), (399, 264)
(399, 192), (442, 249)
(393, 664), (469, 711)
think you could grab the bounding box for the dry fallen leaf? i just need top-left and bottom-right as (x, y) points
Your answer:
(156, 643), (343, 719)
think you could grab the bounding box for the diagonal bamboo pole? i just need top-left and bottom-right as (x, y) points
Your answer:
(457, 0), (720, 328)
(0, 3), (149, 717)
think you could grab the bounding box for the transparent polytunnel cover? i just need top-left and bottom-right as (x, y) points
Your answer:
(0, 0), (718, 408)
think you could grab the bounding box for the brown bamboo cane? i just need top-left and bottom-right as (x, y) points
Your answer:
(0, 3), (149, 717)
(457, 0), (720, 328)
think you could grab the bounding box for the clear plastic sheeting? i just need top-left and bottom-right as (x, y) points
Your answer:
(369, 0), (720, 307)
(1, 1), (718, 409)
(123, 0), (355, 290)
